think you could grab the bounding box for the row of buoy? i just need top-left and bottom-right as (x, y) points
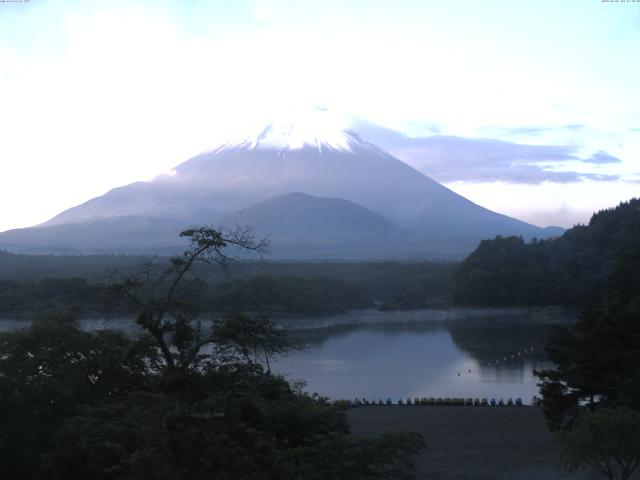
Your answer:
(486, 346), (535, 367)
(345, 397), (524, 407)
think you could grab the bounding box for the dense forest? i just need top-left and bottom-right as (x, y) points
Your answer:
(0, 255), (454, 316)
(451, 198), (640, 306)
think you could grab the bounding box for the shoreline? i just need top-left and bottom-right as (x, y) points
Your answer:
(0, 306), (577, 334)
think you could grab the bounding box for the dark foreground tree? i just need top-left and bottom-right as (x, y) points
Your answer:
(1, 226), (425, 479)
(108, 226), (269, 374)
(536, 244), (640, 428)
(536, 244), (640, 479)
(556, 408), (640, 480)
(299, 432), (425, 480)
(0, 314), (156, 480)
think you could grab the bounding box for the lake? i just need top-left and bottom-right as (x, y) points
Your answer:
(275, 308), (568, 404)
(0, 308), (570, 405)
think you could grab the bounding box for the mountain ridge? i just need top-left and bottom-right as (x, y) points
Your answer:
(1, 113), (563, 258)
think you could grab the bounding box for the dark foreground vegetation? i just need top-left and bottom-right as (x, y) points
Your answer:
(536, 241), (640, 430)
(531, 210), (640, 479)
(0, 227), (424, 479)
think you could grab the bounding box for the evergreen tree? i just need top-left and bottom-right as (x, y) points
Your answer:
(536, 243), (640, 428)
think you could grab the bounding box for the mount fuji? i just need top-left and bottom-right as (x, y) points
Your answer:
(0, 111), (562, 259)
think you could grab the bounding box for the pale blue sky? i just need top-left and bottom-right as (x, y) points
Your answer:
(1, 0), (638, 231)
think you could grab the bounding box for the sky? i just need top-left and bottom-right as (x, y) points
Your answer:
(0, 0), (639, 232)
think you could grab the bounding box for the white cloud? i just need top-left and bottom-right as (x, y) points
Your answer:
(447, 180), (640, 228)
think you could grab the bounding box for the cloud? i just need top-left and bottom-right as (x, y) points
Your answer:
(506, 124), (586, 135)
(627, 174), (640, 184)
(584, 150), (621, 164)
(352, 121), (621, 184)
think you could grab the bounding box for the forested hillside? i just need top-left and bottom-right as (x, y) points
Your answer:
(0, 254), (454, 316)
(451, 198), (640, 306)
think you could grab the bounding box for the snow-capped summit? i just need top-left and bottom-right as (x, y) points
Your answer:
(215, 108), (365, 153)
(0, 112), (562, 258)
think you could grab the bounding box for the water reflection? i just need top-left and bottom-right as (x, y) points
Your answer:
(0, 309), (570, 404)
(276, 312), (568, 403)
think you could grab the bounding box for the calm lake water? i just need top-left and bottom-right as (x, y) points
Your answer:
(0, 308), (570, 405)
(275, 309), (568, 404)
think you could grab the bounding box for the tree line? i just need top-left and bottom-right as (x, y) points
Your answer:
(0, 263), (454, 317)
(451, 198), (640, 306)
